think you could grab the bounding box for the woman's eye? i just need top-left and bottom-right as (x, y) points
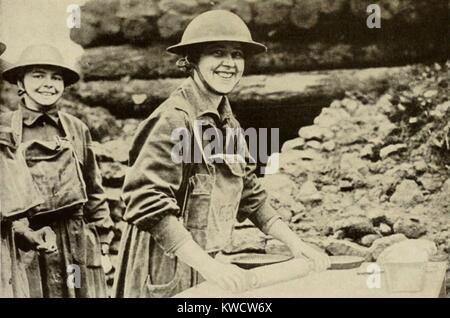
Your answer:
(53, 76), (63, 81)
(232, 51), (244, 59)
(32, 74), (43, 79)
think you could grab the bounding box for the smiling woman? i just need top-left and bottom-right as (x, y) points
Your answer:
(1, 40), (58, 298)
(1, 44), (114, 298)
(196, 42), (245, 95)
(19, 67), (65, 108)
(113, 10), (330, 299)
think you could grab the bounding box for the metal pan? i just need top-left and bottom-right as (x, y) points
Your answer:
(229, 253), (294, 270)
(329, 255), (365, 270)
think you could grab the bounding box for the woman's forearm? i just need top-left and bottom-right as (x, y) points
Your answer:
(173, 239), (216, 273)
(265, 218), (305, 253)
(174, 238), (251, 293)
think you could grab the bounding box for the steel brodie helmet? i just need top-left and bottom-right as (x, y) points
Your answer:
(167, 10), (267, 56)
(2, 44), (80, 86)
(0, 42), (5, 56)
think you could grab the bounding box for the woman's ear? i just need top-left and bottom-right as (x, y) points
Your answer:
(17, 79), (26, 96)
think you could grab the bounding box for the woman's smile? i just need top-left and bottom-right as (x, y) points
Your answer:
(215, 70), (236, 79)
(196, 42), (245, 95)
(20, 67), (65, 109)
(36, 90), (58, 96)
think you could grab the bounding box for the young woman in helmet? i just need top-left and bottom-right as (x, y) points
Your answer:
(114, 10), (330, 298)
(1, 44), (114, 298)
(1, 42), (58, 298)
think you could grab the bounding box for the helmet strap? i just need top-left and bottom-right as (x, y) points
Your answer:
(192, 64), (224, 96)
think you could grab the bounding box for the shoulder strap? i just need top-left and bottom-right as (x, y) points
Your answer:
(171, 96), (199, 223)
(58, 111), (74, 141)
(58, 111), (86, 164)
(179, 161), (192, 224)
(169, 95), (215, 223)
(173, 99), (195, 223)
(10, 110), (23, 146)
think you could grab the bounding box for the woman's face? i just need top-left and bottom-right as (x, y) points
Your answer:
(20, 67), (65, 109)
(196, 42), (245, 95)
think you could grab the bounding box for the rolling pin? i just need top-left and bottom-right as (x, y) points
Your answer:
(246, 258), (313, 290)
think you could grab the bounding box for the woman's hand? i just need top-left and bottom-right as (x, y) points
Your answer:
(290, 241), (330, 272)
(24, 226), (57, 254)
(174, 237), (251, 293)
(100, 243), (114, 275)
(199, 260), (249, 294)
(262, 218), (330, 272)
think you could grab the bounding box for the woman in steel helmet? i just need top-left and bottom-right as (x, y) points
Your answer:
(1, 44), (114, 298)
(114, 10), (330, 298)
(1, 42), (59, 298)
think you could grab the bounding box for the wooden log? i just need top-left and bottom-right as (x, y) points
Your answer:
(251, 0), (292, 26)
(213, 0), (253, 24)
(349, 0), (445, 22)
(120, 17), (159, 44)
(69, 0), (160, 47)
(78, 40), (444, 81)
(156, 10), (196, 40)
(290, 0), (322, 29)
(69, 0), (123, 48)
(116, 0), (160, 18)
(71, 66), (411, 117)
(70, 0), (448, 48)
(79, 44), (181, 80)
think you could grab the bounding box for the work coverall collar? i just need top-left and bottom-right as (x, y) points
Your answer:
(178, 77), (233, 125)
(19, 101), (60, 127)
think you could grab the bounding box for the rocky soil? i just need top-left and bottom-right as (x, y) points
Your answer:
(261, 62), (449, 261)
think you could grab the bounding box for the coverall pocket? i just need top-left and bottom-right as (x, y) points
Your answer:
(220, 154), (246, 177)
(190, 173), (214, 195)
(142, 260), (182, 298)
(185, 174), (214, 229)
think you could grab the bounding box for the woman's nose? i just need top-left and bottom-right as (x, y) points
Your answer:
(42, 76), (54, 87)
(222, 53), (235, 66)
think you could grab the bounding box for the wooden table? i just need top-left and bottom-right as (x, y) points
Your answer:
(174, 262), (448, 298)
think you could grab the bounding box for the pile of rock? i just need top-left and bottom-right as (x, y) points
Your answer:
(259, 62), (449, 261)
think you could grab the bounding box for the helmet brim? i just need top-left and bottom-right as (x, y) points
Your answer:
(167, 39), (267, 57)
(2, 63), (80, 86)
(0, 42), (5, 56)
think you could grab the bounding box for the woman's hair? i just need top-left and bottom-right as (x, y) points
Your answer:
(176, 56), (194, 75)
(175, 45), (202, 76)
(15, 68), (27, 96)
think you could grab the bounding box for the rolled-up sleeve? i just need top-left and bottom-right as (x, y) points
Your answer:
(12, 218), (36, 251)
(121, 109), (191, 251)
(236, 162), (280, 234)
